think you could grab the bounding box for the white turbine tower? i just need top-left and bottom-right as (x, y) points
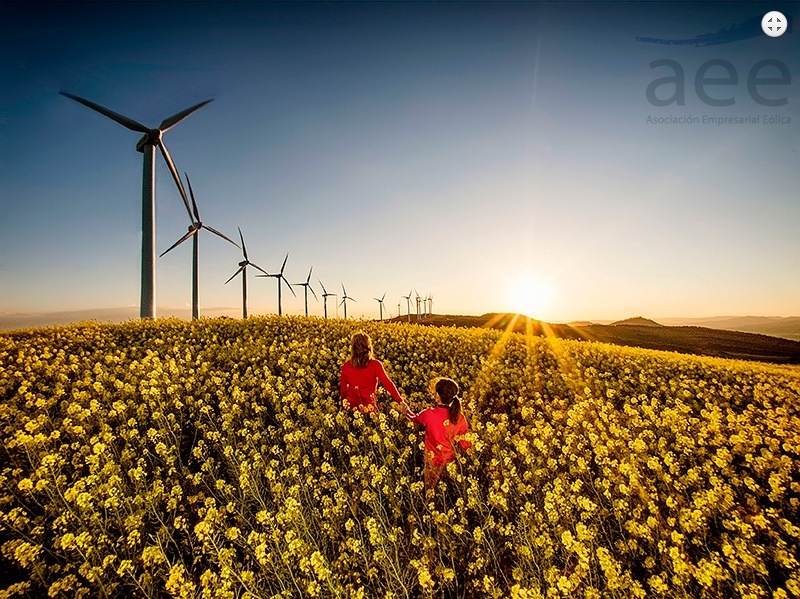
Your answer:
(294, 267), (318, 316)
(225, 227), (269, 319)
(373, 292), (386, 321)
(401, 290), (413, 323)
(160, 174), (239, 320)
(319, 281), (336, 319)
(257, 253), (296, 315)
(340, 284), (355, 319)
(60, 92), (213, 319)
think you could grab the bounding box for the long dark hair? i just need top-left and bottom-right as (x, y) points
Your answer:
(434, 377), (461, 423)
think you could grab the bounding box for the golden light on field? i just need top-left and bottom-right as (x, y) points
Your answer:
(505, 273), (556, 319)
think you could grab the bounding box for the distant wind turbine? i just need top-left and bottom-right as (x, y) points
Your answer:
(340, 284), (355, 319)
(60, 91), (213, 319)
(401, 290), (413, 323)
(225, 227), (269, 319)
(319, 281), (336, 319)
(160, 174), (239, 320)
(294, 267), (318, 316)
(415, 290), (422, 321)
(373, 292), (386, 321)
(256, 253), (296, 315)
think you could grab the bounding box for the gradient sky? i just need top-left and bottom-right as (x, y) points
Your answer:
(2, 1), (798, 323)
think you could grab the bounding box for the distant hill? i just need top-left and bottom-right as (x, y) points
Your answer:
(656, 316), (800, 342)
(388, 313), (800, 364)
(610, 317), (663, 327)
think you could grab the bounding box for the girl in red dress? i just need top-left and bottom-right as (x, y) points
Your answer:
(340, 331), (410, 414)
(407, 377), (472, 489)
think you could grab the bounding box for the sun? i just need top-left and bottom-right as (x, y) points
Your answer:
(506, 274), (556, 318)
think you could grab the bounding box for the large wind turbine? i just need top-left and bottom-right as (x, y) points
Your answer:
(160, 174), (238, 320)
(320, 281), (336, 319)
(401, 290), (413, 323)
(60, 92), (213, 319)
(225, 227), (269, 319)
(340, 284), (355, 319)
(294, 267), (318, 316)
(373, 292), (386, 321)
(257, 254), (296, 315)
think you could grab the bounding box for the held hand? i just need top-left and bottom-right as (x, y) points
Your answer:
(399, 400), (414, 418)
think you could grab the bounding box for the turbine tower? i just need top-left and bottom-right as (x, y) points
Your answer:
(401, 290), (413, 323)
(225, 227), (269, 319)
(293, 267), (318, 316)
(373, 292), (386, 321)
(340, 284), (355, 319)
(60, 91), (213, 319)
(319, 281), (336, 319)
(257, 253), (296, 315)
(160, 174), (239, 320)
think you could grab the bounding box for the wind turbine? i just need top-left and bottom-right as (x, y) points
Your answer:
(415, 290), (422, 321)
(340, 284), (355, 319)
(160, 174), (239, 320)
(60, 91), (213, 319)
(319, 281), (336, 319)
(294, 267), (318, 316)
(373, 292), (387, 321)
(225, 227), (269, 319)
(257, 254), (296, 315)
(401, 290), (413, 323)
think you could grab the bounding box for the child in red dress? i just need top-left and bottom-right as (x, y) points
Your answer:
(340, 331), (410, 414)
(407, 377), (472, 489)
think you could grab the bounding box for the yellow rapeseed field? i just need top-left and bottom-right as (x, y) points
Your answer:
(1, 316), (798, 598)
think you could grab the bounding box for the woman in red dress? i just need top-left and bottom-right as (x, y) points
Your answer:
(340, 331), (410, 414)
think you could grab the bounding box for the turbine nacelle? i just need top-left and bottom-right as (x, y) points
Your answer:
(135, 129), (164, 153)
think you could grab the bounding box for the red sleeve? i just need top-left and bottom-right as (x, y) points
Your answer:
(340, 362), (348, 398)
(408, 407), (429, 426)
(373, 360), (403, 403)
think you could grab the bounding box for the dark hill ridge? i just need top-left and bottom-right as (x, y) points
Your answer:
(610, 317), (663, 327)
(387, 313), (800, 364)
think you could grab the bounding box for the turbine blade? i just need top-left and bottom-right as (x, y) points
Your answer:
(306, 266), (313, 284)
(159, 228), (197, 257)
(309, 285), (318, 301)
(238, 227), (249, 261)
(319, 280), (328, 295)
(59, 92), (148, 133)
(205, 225), (239, 248)
(250, 263), (270, 276)
(283, 278), (297, 297)
(381, 292), (386, 301)
(186, 173), (201, 222)
(159, 98), (214, 132)
(225, 265), (246, 284)
(157, 142), (192, 220)
(280, 253), (289, 274)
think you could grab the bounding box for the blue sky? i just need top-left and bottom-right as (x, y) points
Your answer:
(1, 1), (798, 323)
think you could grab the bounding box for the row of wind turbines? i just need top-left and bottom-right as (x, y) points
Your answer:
(59, 91), (434, 321)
